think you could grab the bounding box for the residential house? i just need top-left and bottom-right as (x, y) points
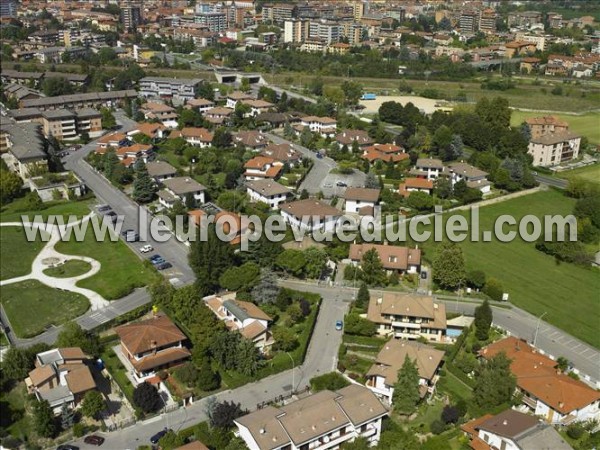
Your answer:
(528, 132), (581, 167)
(235, 384), (389, 450)
(279, 199), (342, 233)
(367, 292), (447, 342)
(244, 156), (283, 181)
(233, 130), (270, 151)
(116, 314), (191, 383)
(140, 102), (179, 128)
(241, 99), (275, 117)
(204, 292), (274, 353)
(116, 143), (154, 167)
(170, 127), (214, 148)
(520, 57), (542, 74)
(146, 161), (177, 182)
(399, 178), (434, 197)
(25, 347), (97, 414)
(260, 143), (301, 167)
(480, 337), (600, 425)
(447, 162), (491, 194)
(127, 122), (168, 140)
(139, 76), (203, 102)
(362, 143), (409, 164)
(366, 340), (444, 404)
(255, 112), (298, 129)
(343, 187), (380, 215)
(185, 97), (215, 113)
(349, 243), (421, 275)
(175, 441), (210, 450)
(525, 116), (570, 140)
(96, 132), (128, 152)
(246, 179), (290, 209)
(3, 83), (44, 103)
(204, 106), (233, 125)
(298, 116), (337, 137)
(461, 409), (573, 450)
(504, 41), (537, 58)
(226, 91), (254, 109)
(335, 129), (374, 149)
(1, 121), (48, 180)
(411, 158), (444, 180)
(158, 177), (206, 209)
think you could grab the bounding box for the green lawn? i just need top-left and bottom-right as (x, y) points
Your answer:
(54, 228), (159, 300)
(557, 164), (600, 186)
(0, 226), (47, 280)
(1, 280), (89, 338)
(511, 110), (600, 144)
(417, 189), (600, 348)
(0, 198), (93, 223)
(101, 346), (135, 402)
(43, 259), (92, 278)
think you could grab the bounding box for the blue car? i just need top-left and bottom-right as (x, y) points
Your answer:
(335, 320), (343, 331)
(150, 428), (171, 444)
(149, 254), (163, 262)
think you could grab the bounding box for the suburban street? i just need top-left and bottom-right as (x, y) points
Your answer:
(534, 173), (568, 189)
(67, 282), (350, 449)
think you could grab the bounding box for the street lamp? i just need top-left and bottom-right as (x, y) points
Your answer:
(285, 352), (295, 393)
(533, 311), (547, 347)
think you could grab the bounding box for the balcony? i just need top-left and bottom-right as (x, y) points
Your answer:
(392, 321), (420, 329)
(522, 395), (537, 409)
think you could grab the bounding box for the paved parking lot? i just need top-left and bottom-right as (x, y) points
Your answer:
(321, 170), (367, 198)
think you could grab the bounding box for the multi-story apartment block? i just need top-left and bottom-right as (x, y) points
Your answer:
(195, 11), (226, 32)
(459, 10), (479, 33)
(1, 121), (48, 180)
(309, 20), (342, 44)
(479, 8), (496, 34)
(528, 132), (581, 167)
(41, 110), (77, 141)
(9, 107), (102, 139)
(284, 18), (310, 43)
(0, 0), (17, 18)
(525, 116), (569, 139)
(235, 385), (389, 450)
(21, 90), (137, 111)
(515, 32), (546, 52)
(139, 76), (202, 101)
(367, 292), (447, 342)
(507, 11), (542, 27)
(272, 3), (297, 23)
(121, 2), (142, 31)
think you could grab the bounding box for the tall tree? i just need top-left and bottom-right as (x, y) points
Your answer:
(33, 400), (56, 437)
(132, 160), (156, 203)
(209, 401), (247, 429)
(133, 382), (163, 413)
(392, 355), (420, 414)
(474, 299), (493, 341)
(251, 269), (281, 304)
(81, 390), (105, 419)
(2, 347), (33, 380)
(432, 242), (466, 290)
(355, 282), (370, 310)
(189, 223), (237, 295)
(360, 248), (386, 286)
(56, 322), (101, 356)
(473, 352), (516, 410)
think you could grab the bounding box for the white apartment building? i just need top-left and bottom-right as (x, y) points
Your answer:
(195, 11), (227, 32)
(235, 385), (389, 450)
(309, 20), (342, 44)
(139, 76), (203, 101)
(284, 18), (310, 43)
(528, 132), (581, 167)
(246, 179), (290, 209)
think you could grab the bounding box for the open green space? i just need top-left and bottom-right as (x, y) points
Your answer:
(417, 189), (600, 348)
(556, 164), (600, 186)
(1, 280), (89, 338)
(0, 198), (93, 223)
(0, 226), (47, 281)
(43, 259), (92, 278)
(55, 228), (159, 300)
(511, 110), (600, 144)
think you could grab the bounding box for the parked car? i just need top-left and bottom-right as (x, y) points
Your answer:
(150, 428), (171, 444)
(420, 271), (427, 279)
(152, 258), (166, 266)
(83, 435), (105, 446)
(105, 211), (117, 222)
(336, 181), (347, 187)
(56, 445), (79, 450)
(140, 245), (153, 253)
(149, 254), (162, 262)
(97, 204), (111, 212)
(156, 262), (173, 271)
(335, 320), (343, 331)
(316, 152), (323, 159)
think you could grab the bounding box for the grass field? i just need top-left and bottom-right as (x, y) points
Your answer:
(511, 110), (600, 144)
(556, 164), (600, 185)
(0, 226), (47, 280)
(416, 189), (600, 348)
(43, 259), (92, 278)
(54, 228), (159, 300)
(0, 198), (93, 223)
(1, 280), (89, 338)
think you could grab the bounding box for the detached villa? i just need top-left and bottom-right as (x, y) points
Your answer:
(158, 177), (206, 208)
(116, 314), (191, 383)
(204, 292), (274, 353)
(366, 340), (444, 405)
(246, 179), (290, 209)
(367, 292), (447, 342)
(25, 347), (97, 414)
(349, 243), (421, 275)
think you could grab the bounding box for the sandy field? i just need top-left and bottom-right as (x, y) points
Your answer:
(359, 95), (453, 115)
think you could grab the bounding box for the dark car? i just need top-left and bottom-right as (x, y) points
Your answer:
(56, 445), (79, 450)
(152, 258), (166, 266)
(83, 435), (105, 446)
(420, 271), (427, 279)
(105, 211), (118, 222)
(336, 181), (347, 187)
(150, 428), (171, 444)
(97, 205), (111, 213)
(149, 254), (163, 262)
(156, 262), (173, 271)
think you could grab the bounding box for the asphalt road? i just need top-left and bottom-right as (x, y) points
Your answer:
(534, 173), (568, 189)
(66, 282), (349, 449)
